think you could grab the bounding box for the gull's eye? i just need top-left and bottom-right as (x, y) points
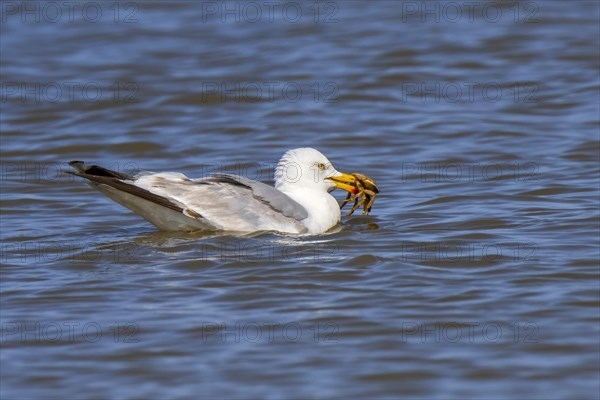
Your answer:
(317, 163), (326, 170)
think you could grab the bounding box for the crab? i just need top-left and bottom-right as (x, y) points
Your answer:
(339, 172), (379, 216)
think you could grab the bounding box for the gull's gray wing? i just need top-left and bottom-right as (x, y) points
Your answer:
(136, 173), (309, 233)
(201, 174), (309, 221)
(69, 161), (309, 233)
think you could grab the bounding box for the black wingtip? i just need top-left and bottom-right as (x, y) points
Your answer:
(67, 161), (135, 180)
(68, 160), (86, 172)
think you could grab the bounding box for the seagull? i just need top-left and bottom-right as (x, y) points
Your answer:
(67, 148), (359, 234)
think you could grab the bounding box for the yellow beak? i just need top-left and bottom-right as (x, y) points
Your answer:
(326, 172), (357, 194)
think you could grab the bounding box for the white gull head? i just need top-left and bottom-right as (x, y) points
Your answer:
(274, 148), (355, 233)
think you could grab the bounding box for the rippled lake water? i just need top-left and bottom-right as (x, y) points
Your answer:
(1, 1), (599, 399)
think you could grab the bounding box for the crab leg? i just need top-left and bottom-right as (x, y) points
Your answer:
(348, 193), (366, 215)
(340, 191), (354, 209)
(362, 190), (377, 214)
